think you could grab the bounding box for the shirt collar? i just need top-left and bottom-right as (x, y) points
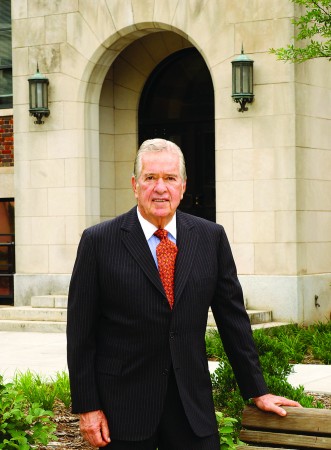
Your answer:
(136, 207), (177, 240)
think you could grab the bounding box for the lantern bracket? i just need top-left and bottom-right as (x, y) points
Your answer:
(233, 97), (254, 113)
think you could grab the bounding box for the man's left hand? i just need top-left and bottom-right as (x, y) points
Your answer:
(253, 393), (302, 416)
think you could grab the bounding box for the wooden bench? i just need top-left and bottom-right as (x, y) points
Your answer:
(237, 405), (331, 449)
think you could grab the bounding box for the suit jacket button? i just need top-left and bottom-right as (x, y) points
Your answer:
(162, 369), (169, 376)
(169, 332), (175, 339)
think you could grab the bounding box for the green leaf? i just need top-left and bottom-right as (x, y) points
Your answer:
(270, 0), (331, 62)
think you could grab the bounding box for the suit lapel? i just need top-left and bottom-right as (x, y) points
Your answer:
(121, 208), (166, 299)
(174, 211), (198, 307)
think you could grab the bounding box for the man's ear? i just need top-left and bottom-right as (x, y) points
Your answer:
(131, 176), (138, 198)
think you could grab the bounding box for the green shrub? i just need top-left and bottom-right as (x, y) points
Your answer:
(309, 322), (331, 364)
(212, 359), (245, 426)
(215, 411), (244, 450)
(208, 325), (326, 439)
(252, 329), (293, 377)
(206, 328), (225, 360)
(0, 376), (56, 449)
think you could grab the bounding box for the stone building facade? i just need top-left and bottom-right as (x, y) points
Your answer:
(1, 0), (330, 323)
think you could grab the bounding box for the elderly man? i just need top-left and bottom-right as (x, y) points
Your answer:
(67, 138), (300, 450)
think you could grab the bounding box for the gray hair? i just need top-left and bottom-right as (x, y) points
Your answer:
(133, 138), (187, 181)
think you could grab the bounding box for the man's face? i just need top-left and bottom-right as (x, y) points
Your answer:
(131, 151), (186, 228)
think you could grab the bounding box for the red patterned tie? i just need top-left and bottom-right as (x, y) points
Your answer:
(154, 229), (178, 309)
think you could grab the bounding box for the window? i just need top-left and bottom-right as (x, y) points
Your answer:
(0, 0), (12, 109)
(0, 198), (14, 304)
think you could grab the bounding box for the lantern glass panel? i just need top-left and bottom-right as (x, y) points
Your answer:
(243, 66), (249, 93)
(30, 83), (36, 109)
(36, 82), (43, 108)
(235, 66), (241, 93)
(249, 65), (253, 92)
(30, 85), (34, 108)
(43, 82), (48, 106)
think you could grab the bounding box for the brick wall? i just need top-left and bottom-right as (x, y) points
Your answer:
(0, 115), (14, 167)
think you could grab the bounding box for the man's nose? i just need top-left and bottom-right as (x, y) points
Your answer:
(154, 178), (167, 192)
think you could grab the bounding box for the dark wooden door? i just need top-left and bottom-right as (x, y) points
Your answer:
(139, 48), (215, 221)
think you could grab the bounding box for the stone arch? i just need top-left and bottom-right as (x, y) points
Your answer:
(98, 31), (194, 221)
(80, 26), (200, 223)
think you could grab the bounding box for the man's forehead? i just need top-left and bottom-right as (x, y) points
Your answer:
(141, 153), (180, 169)
(142, 151), (178, 160)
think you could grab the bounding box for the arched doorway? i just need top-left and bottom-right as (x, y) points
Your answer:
(138, 48), (215, 221)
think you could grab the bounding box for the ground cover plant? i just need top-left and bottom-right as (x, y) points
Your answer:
(0, 376), (56, 449)
(0, 371), (72, 449)
(13, 370), (71, 411)
(252, 321), (331, 364)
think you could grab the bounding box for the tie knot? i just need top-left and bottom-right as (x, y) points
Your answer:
(154, 229), (168, 240)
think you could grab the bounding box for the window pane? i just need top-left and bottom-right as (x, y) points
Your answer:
(0, 0), (11, 29)
(0, 0), (12, 108)
(0, 68), (12, 107)
(0, 200), (14, 234)
(0, 29), (12, 67)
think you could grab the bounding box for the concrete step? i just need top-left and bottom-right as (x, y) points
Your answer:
(251, 321), (291, 330)
(0, 319), (66, 333)
(31, 295), (68, 308)
(0, 295), (69, 332)
(0, 306), (67, 322)
(207, 308), (273, 327)
(0, 301), (285, 333)
(246, 309), (273, 324)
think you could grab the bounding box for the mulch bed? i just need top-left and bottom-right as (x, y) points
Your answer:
(40, 393), (331, 449)
(40, 400), (94, 449)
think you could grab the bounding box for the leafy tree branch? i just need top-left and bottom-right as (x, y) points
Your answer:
(270, 0), (331, 62)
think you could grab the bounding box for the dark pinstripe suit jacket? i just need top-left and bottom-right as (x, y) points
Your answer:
(67, 207), (268, 440)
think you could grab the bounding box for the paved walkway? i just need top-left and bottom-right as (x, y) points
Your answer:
(1, 331), (331, 393)
(0, 331), (67, 381)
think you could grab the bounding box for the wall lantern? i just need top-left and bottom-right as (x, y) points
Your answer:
(28, 65), (50, 124)
(231, 46), (254, 113)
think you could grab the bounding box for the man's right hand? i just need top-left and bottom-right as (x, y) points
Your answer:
(79, 409), (111, 447)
